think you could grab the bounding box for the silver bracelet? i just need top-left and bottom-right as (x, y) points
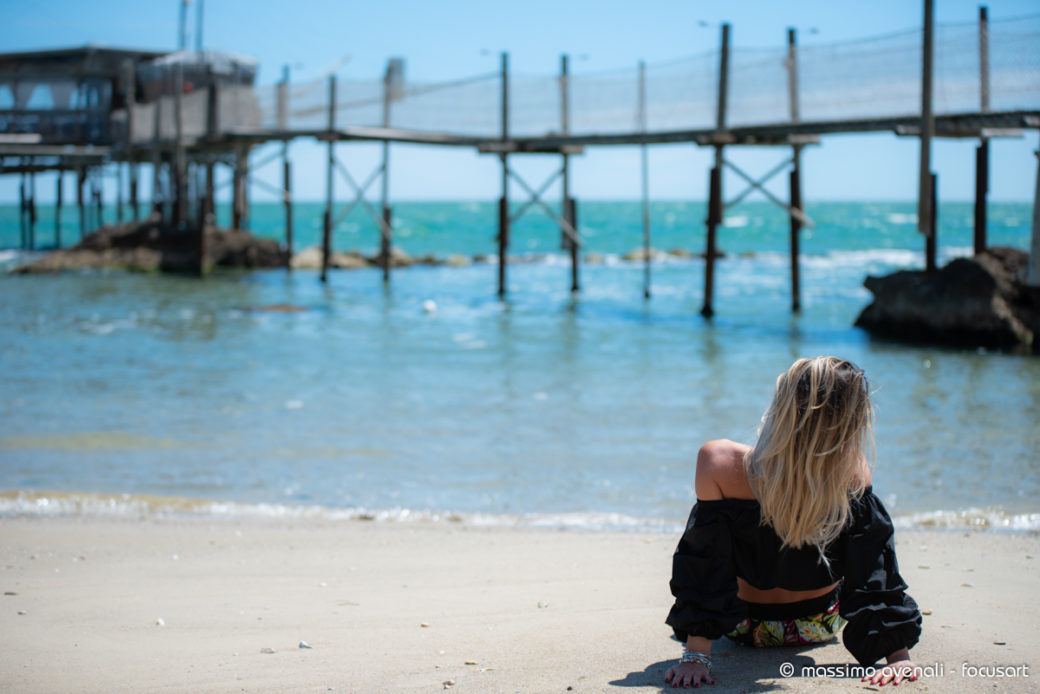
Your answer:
(680, 649), (712, 671)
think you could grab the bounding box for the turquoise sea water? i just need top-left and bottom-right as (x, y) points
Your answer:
(1, 200), (1038, 530)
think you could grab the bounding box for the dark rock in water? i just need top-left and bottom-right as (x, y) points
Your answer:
(208, 228), (287, 269)
(855, 247), (1040, 354)
(12, 216), (287, 274)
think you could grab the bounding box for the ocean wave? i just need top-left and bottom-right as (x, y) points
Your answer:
(0, 491), (681, 532)
(497, 247), (931, 270)
(0, 249), (45, 271)
(892, 508), (1040, 532)
(2, 491), (1037, 533)
(885, 212), (918, 225)
(800, 248), (921, 268)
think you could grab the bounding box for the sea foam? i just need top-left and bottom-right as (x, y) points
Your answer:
(2, 490), (1037, 533)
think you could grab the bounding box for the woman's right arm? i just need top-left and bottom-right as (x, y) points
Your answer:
(665, 442), (748, 687)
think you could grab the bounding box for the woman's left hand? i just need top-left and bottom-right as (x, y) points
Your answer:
(861, 659), (919, 686)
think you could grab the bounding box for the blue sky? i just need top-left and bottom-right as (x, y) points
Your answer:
(3, 0), (1039, 203)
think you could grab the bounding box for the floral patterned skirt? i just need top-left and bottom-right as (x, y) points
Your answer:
(725, 597), (845, 648)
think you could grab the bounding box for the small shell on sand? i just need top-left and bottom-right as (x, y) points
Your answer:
(299, 641), (312, 649)
(260, 647), (276, 654)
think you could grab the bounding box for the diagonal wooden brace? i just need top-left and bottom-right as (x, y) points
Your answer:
(506, 164), (582, 247)
(723, 156), (814, 228)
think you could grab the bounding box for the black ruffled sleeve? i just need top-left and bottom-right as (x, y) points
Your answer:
(666, 501), (747, 641)
(837, 490), (922, 665)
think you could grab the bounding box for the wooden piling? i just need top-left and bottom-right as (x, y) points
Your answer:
(703, 164), (721, 318)
(232, 143), (248, 230)
(702, 23), (730, 318)
(380, 60), (394, 283)
(565, 197), (579, 292)
(151, 76), (163, 220)
(321, 75), (336, 283)
(381, 206), (392, 282)
(918, 0), (935, 237)
(926, 172), (938, 274)
(174, 63), (186, 227)
(207, 76), (220, 140)
(28, 167), (37, 250)
(232, 153), (243, 229)
(92, 167), (102, 231)
(561, 54), (578, 293)
(204, 160), (214, 223)
(240, 146), (251, 229)
(498, 52), (510, 298)
(974, 6), (990, 255)
(116, 162), (124, 223)
(77, 166), (86, 238)
(638, 60), (651, 299)
(123, 60), (138, 222)
(789, 162), (803, 313)
(498, 194), (509, 297)
(55, 170), (63, 248)
(18, 174), (27, 249)
(195, 164), (206, 277)
(204, 80), (217, 227)
(975, 142), (989, 256)
(787, 28), (802, 313)
(151, 145), (162, 217)
(284, 159), (294, 269)
(279, 65), (294, 270)
(129, 163), (139, 221)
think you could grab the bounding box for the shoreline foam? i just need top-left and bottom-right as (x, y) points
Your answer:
(2, 489), (1037, 533)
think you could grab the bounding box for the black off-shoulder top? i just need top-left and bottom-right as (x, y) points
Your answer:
(666, 487), (922, 666)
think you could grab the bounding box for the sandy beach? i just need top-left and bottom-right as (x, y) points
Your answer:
(0, 517), (1036, 693)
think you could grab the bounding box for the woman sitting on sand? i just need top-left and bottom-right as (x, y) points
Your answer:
(665, 357), (922, 689)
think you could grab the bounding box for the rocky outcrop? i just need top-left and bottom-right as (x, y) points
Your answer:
(290, 247), (368, 270)
(13, 217), (286, 274)
(366, 247), (415, 268)
(855, 247), (1040, 354)
(623, 247), (668, 262)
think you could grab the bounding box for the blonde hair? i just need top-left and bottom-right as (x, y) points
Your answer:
(744, 356), (873, 554)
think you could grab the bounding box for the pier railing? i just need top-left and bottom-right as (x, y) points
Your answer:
(122, 13), (1040, 145)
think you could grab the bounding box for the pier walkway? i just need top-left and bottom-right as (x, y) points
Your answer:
(3, 5), (1040, 312)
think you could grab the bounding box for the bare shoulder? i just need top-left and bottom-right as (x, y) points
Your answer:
(694, 439), (755, 501)
(857, 455), (874, 487)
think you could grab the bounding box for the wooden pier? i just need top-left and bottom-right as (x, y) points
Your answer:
(3, 2), (1040, 313)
